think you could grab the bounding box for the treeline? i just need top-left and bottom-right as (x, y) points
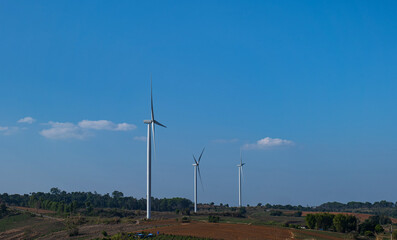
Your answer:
(0, 188), (192, 214)
(306, 213), (390, 235)
(262, 200), (397, 217)
(316, 200), (397, 211)
(306, 213), (358, 232)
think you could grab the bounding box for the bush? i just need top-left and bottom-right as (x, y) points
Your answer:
(181, 216), (190, 223)
(182, 208), (190, 215)
(374, 224), (384, 233)
(102, 230), (108, 236)
(393, 230), (397, 239)
(364, 230), (374, 237)
(293, 211), (302, 217)
(208, 215), (220, 223)
(346, 231), (359, 240)
(237, 207), (246, 217)
(270, 210), (283, 216)
(0, 203), (7, 214)
(68, 226), (79, 237)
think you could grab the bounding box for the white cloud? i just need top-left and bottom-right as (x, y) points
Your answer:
(41, 120), (136, 139)
(212, 138), (239, 143)
(0, 126), (21, 135)
(17, 117), (35, 124)
(78, 120), (136, 131)
(243, 137), (294, 150)
(40, 122), (85, 139)
(115, 123), (136, 131)
(134, 136), (147, 142)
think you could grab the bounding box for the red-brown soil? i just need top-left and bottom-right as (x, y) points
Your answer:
(149, 221), (295, 240)
(12, 206), (56, 214)
(292, 229), (343, 240)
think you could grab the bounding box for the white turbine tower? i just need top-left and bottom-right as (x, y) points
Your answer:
(192, 148), (204, 213)
(143, 77), (166, 219)
(237, 151), (245, 207)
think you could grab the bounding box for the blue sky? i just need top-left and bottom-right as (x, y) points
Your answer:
(1, 0), (397, 206)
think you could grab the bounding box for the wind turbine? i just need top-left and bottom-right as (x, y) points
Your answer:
(237, 150), (245, 207)
(192, 148), (205, 213)
(143, 77), (166, 219)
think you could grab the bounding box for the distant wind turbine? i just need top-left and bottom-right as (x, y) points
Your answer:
(193, 148), (205, 213)
(237, 150), (245, 207)
(143, 76), (166, 219)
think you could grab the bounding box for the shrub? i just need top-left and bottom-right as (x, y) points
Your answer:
(208, 215), (220, 223)
(102, 230), (108, 236)
(236, 207), (247, 218)
(374, 224), (384, 233)
(364, 230), (374, 237)
(68, 226), (79, 237)
(270, 210), (283, 216)
(182, 208), (190, 215)
(293, 211), (302, 217)
(181, 216), (190, 223)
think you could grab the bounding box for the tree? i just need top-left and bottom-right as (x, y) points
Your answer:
(0, 203), (7, 217)
(50, 187), (61, 195)
(375, 224), (384, 234)
(333, 214), (348, 232)
(346, 215), (358, 232)
(306, 214), (316, 229)
(359, 219), (377, 234)
(112, 191), (124, 199)
(315, 213), (334, 230)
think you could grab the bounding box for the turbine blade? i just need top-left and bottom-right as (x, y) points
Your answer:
(198, 148), (205, 163)
(241, 166), (244, 180)
(153, 120), (167, 128)
(240, 149), (242, 165)
(152, 122), (156, 162)
(151, 75), (154, 121)
(197, 165), (204, 191)
(193, 155), (198, 164)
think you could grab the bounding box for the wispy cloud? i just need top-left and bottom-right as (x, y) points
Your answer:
(133, 136), (147, 142)
(17, 117), (35, 124)
(40, 120), (136, 140)
(212, 138), (239, 144)
(243, 137), (294, 150)
(78, 120), (136, 131)
(40, 122), (86, 139)
(0, 126), (21, 136)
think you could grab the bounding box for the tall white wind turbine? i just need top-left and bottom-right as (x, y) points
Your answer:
(192, 148), (204, 213)
(143, 77), (166, 219)
(237, 151), (245, 207)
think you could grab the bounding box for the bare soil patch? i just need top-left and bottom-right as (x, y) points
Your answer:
(148, 221), (295, 240)
(11, 206), (56, 215)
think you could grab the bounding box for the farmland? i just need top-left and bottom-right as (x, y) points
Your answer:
(2, 190), (397, 239)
